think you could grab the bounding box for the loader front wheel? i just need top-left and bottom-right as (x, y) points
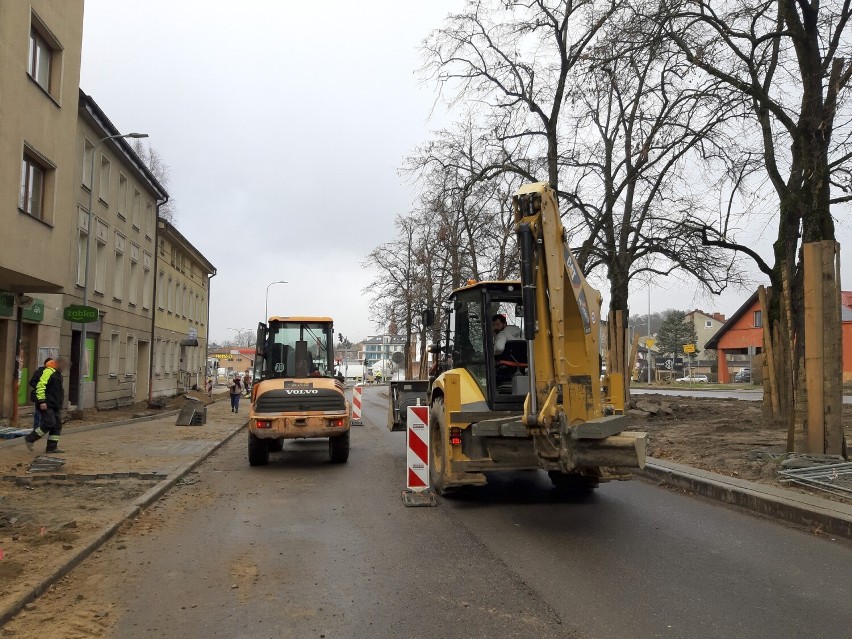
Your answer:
(548, 471), (598, 500)
(429, 398), (453, 495)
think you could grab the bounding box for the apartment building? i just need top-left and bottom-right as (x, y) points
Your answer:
(151, 220), (215, 398)
(41, 91), (168, 409)
(685, 309), (726, 353)
(0, 1), (85, 421)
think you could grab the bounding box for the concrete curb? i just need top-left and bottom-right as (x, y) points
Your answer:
(638, 457), (852, 540)
(0, 420), (247, 627)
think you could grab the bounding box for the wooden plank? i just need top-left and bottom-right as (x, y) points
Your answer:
(803, 242), (825, 454)
(757, 286), (780, 421)
(823, 241), (843, 455)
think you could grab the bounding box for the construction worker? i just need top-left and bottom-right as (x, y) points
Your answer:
(28, 358), (52, 431)
(24, 357), (68, 454)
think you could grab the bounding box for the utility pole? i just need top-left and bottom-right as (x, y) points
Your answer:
(647, 285), (652, 384)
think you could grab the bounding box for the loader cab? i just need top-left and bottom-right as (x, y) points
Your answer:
(254, 317), (335, 381)
(447, 281), (528, 411)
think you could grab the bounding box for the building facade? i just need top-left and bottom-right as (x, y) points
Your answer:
(151, 220), (215, 397)
(45, 91), (168, 409)
(363, 334), (406, 369)
(0, 1), (85, 421)
(685, 309), (726, 353)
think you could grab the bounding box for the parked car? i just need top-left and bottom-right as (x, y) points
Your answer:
(675, 374), (709, 383)
(734, 369), (751, 383)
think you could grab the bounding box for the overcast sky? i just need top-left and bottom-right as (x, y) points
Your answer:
(80, 0), (852, 344)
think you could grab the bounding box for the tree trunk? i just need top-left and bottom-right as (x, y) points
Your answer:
(607, 266), (630, 409)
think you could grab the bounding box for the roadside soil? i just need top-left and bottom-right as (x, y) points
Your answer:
(0, 401), (242, 626)
(61, 389), (217, 427)
(0, 471), (216, 638)
(626, 393), (852, 499)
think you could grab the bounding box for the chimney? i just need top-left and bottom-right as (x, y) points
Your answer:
(713, 313), (726, 322)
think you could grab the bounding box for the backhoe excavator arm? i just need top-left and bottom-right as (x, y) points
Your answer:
(514, 182), (612, 430)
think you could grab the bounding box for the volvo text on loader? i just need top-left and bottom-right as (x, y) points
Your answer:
(426, 183), (647, 496)
(248, 317), (350, 466)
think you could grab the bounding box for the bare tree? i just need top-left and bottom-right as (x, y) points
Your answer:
(654, 0), (852, 449)
(562, 8), (743, 390)
(422, 0), (619, 193)
(132, 139), (178, 223)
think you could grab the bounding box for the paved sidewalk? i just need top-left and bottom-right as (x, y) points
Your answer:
(0, 399), (243, 478)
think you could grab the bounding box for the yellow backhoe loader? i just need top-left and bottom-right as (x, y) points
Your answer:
(427, 183), (647, 495)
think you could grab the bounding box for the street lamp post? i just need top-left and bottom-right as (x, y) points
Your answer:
(77, 132), (148, 409)
(265, 281), (288, 322)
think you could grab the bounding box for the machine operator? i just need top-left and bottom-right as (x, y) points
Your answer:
(492, 313), (523, 356)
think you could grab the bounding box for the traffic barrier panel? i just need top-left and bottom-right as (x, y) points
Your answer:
(351, 385), (363, 426)
(406, 405), (429, 491)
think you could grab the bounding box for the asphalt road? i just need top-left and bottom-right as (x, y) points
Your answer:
(27, 386), (852, 638)
(633, 387), (852, 403)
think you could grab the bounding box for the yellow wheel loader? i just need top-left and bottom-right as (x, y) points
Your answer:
(426, 183), (647, 495)
(248, 317), (350, 466)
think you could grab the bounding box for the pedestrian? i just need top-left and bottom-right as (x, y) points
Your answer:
(24, 357), (68, 454)
(205, 376), (213, 399)
(243, 369), (252, 396)
(229, 374), (242, 413)
(28, 358), (52, 432)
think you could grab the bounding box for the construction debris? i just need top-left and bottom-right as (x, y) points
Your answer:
(778, 461), (852, 499)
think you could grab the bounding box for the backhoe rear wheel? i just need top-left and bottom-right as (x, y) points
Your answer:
(248, 432), (269, 466)
(548, 471), (598, 500)
(267, 439), (284, 453)
(429, 398), (453, 495)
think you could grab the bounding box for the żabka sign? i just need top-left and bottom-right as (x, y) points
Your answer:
(63, 305), (98, 323)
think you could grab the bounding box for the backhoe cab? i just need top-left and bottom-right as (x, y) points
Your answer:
(428, 183), (646, 495)
(248, 317), (350, 466)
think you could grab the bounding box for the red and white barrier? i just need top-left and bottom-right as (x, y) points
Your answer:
(351, 385), (363, 426)
(406, 406), (430, 490)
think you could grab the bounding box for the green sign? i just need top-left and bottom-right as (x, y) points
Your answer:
(0, 293), (14, 318)
(63, 304), (99, 323)
(22, 299), (43, 322)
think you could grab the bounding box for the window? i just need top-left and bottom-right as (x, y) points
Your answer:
(705, 320), (713, 329)
(76, 230), (87, 286)
(109, 332), (120, 376)
(167, 278), (174, 313)
(117, 174), (127, 218)
(157, 271), (165, 309)
(145, 202), (154, 237)
(154, 339), (162, 375)
(19, 155), (46, 219)
(174, 345), (180, 372)
(99, 155), (110, 204)
(113, 246), (124, 301)
(128, 259), (138, 305)
(166, 342), (173, 374)
(125, 336), (136, 376)
(94, 238), (107, 294)
(132, 189), (141, 229)
(82, 139), (94, 188)
(143, 262), (152, 310)
(28, 27), (52, 92)
(200, 297), (205, 325)
(753, 310), (763, 328)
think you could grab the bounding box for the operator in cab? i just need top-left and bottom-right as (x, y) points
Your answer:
(492, 313), (523, 356)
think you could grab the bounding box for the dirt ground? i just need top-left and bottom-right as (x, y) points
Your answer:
(0, 478), (157, 624)
(625, 393), (852, 496)
(0, 472), (215, 638)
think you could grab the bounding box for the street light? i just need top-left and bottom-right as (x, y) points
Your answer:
(78, 132), (148, 409)
(265, 280), (288, 321)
